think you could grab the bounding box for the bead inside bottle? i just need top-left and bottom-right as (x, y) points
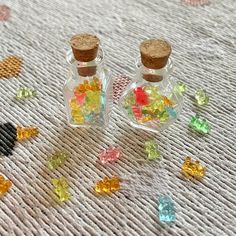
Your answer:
(63, 33), (112, 127)
(119, 39), (183, 133)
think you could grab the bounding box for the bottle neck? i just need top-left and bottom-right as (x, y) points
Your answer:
(138, 59), (173, 83)
(67, 47), (104, 77)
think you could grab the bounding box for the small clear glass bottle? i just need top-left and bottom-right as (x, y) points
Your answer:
(119, 39), (183, 133)
(63, 34), (112, 127)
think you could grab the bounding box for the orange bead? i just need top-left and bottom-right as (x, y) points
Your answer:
(182, 157), (206, 179)
(163, 96), (173, 106)
(94, 176), (120, 194)
(17, 127), (39, 141)
(0, 175), (12, 195)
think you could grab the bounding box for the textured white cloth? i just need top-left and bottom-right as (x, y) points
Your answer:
(0, 0), (236, 235)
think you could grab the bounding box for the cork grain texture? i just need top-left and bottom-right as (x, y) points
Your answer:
(0, 0), (235, 235)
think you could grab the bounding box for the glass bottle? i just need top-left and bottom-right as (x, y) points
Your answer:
(63, 34), (112, 127)
(119, 39), (183, 133)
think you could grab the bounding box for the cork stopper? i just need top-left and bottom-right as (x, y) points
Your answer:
(140, 39), (171, 69)
(70, 33), (100, 62)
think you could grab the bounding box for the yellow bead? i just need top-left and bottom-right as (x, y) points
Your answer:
(182, 157), (206, 179)
(73, 115), (84, 124)
(17, 127), (39, 141)
(70, 98), (79, 110)
(94, 176), (120, 194)
(52, 177), (70, 202)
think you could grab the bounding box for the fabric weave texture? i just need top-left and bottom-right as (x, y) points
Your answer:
(0, 0), (235, 235)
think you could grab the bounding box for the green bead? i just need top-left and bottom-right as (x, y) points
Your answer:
(85, 90), (101, 113)
(16, 87), (37, 99)
(195, 88), (209, 106)
(159, 111), (169, 122)
(52, 177), (70, 202)
(48, 151), (69, 170)
(123, 92), (135, 107)
(189, 114), (210, 134)
(144, 86), (161, 101)
(174, 81), (186, 95)
(144, 140), (160, 160)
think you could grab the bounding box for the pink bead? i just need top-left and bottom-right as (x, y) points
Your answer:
(0, 5), (10, 21)
(99, 147), (121, 164)
(131, 105), (142, 120)
(75, 92), (86, 105)
(134, 87), (149, 106)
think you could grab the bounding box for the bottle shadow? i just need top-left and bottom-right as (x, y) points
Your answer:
(24, 124), (107, 209)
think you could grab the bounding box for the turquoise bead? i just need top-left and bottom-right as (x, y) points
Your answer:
(158, 195), (176, 222)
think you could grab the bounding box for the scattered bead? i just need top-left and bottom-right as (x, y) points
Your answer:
(48, 151), (69, 170)
(0, 122), (17, 156)
(0, 5), (10, 21)
(174, 81), (186, 95)
(122, 85), (177, 124)
(0, 56), (22, 78)
(16, 87), (37, 100)
(0, 175), (12, 196)
(144, 140), (160, 160)
(158, 195), (176, 222)
(195, 88), (209, 106)
(52, 177), (70, 202)
(182, 156), (206, 179)
(189, 114), (210, 134)
(99, 147), (121, 164)
(94, 176), (120, 194)
(17, 126), (39, 141)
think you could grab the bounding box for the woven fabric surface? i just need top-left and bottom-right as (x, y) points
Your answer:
(0, 0), (236, 235)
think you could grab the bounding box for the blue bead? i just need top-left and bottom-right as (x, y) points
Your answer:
(158, 195), (176, 222)
(165, 107), (177, 118)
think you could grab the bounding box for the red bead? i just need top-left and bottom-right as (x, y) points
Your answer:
(134, 87), (149, 106)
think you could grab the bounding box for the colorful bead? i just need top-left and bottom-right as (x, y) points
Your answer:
(99, 147), (121, 164)
(75, 92), (86, 106)
(0, 175), (12, 195)
(159, 111), (169, 122)
(52, 177), (70, 202)
(70, 77), (102, 124)
(165, 107), (177, 118)
(174, 81), (186, 95)
(16, 87), (37, 100)
(123, 85), (177, 124)
(0, 5), (10, 21)
(16, 126), (39, 141)
(134, 87), (149, 106)
(48, 151), (69, 170)
(131, 105), (142, 120)
(144, 140), (160, 160)
(195, 88), (209, 106)
(123, 93), (135, 107)
(158, 195), (176, 222)
(189, 114), (210, 134)
(163, 96), (173, 106)
(94, 176), (120, 194)
(182, 156), (206, 179)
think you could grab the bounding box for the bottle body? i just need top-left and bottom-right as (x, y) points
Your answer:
(63, 49), (112, 127)
(119, 59), (183, 133)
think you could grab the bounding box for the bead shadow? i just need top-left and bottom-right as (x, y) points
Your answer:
(27, 124), (106, 207)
